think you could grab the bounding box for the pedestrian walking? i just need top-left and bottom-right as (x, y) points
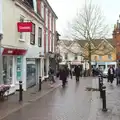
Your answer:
(116, 64), (120, 85)
(108, 66), (115, 84)
(59, 66), (67, 87)
(74, 65), (80, 82)
(48, 67), (55, 84)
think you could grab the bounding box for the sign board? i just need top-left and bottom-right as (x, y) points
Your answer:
(17, 22), (32, 32)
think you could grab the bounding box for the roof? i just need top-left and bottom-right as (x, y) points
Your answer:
(60, 40), (73, 46)
(60, 38), (114, 47)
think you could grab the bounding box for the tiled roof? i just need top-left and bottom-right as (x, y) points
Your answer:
(60, 38), (114, 47)
(61, 40), (73, 46)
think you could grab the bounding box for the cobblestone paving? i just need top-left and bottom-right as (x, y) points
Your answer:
(1, 77), (93, 120)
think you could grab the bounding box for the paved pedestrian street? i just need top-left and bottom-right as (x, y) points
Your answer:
(1, 77), (93, 120)
(1, 77), (120, 120)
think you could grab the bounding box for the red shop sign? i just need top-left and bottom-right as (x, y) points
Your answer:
(17, 22), (32, 32)
(2, 48), (27, 55)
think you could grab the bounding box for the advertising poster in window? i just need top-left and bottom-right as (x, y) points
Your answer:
(16, 56), (22, 81)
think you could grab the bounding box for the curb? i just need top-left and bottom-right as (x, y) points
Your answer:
(0, 83), (61, 120)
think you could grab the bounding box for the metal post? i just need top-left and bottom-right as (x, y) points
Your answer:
(102, 86), (107, 112)
(99, 75), (103, 98)
(98, 75), (101, 90)
(39, 76), (41, 91)
(19, 81), (23, 102)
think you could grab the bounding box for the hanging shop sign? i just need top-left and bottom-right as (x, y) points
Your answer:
(17, 22), (32, 32)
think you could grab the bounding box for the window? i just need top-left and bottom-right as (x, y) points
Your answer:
(30, 23), (35, 45)
(75, 55), (78, 60)
(3, 56), (13, 84)
(38, 27), (42, 47)
(65, 53), (68, 60)
(19, 16), (24, 40)
(99, 56), (102, 60)
(108, 54), (112, 60)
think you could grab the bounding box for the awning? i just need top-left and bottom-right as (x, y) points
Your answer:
(2, 48), (27, 55)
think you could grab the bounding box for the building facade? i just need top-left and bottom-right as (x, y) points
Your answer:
(113, 17), (120, 62)
(59, 39), (116, 71)
(58, 40), (89, 70)
(2, 0), (57, 94)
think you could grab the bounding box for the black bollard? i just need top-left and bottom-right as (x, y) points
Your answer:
(102, 86), (107, 112)
(99, 75), (103, 98)
(39, 76), (42, 91)
(19, 81), (23, 102)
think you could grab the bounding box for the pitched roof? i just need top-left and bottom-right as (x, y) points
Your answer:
(60, 38), (114, 47)
(61, 40), (73, 46)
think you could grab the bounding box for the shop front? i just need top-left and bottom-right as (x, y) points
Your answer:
(2, 47), (27, 94)
(25, 47), (42, 88)
(26, 58), (36, 88)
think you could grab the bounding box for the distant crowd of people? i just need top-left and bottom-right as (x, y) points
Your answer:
(48, 64), (120, 87)
(92, 65), (120, 85)
(48, 65), (90, 87)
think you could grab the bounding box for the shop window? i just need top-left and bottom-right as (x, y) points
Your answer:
(108, 54), (112, 60)
(3, 56), (13, 84)
(30, 23), (35, 45)
(16, 56), (22, 81)
(38, 27), (42, 47)
(19, 16), (24, 40)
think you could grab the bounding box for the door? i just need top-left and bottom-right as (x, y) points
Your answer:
(26, 58), (36, 88)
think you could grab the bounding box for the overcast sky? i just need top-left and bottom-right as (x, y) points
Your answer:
(49, 0), (120, 39)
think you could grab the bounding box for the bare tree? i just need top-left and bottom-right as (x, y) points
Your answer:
(67, 0), (109, 74)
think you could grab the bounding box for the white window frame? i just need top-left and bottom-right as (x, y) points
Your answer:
(19, 15), (25, 42)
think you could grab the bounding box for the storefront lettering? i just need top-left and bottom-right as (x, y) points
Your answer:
(8, 50), (13, 54)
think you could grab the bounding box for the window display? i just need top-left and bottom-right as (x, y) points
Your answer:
(16, 56), (22, 81)
(3, 56), (13, 84)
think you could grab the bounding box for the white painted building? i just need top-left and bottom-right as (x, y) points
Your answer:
(2, 0), (45, 93)
(59, 40), (89, 70)
(1, 0), (58, 94)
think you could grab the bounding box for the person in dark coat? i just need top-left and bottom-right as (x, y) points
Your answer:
(74, 65), (80, 81)
(59, 66), (67, 87)
(108, 66), (115, 84)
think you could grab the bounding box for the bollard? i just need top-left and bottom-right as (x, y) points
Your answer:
(102, 86), (107, 112)
(98, 75), (101, 91)
(39, 76), (42, 91)
(99, 75), (103, 98)
(19, 81), (23, 102)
